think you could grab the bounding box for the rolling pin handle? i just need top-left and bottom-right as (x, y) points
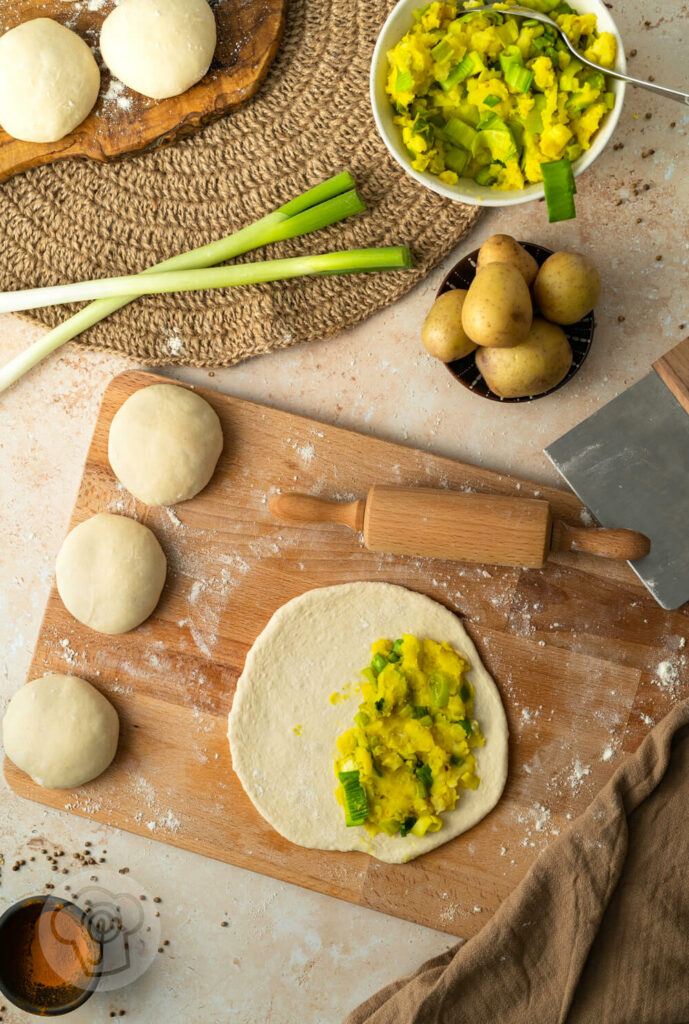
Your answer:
(551, 520), (651, 562)
(268, 493), (366, 533)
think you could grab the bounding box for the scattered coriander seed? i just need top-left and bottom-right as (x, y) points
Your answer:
(30, 856), (35, 862)
(110, 1013), (117, 1018)
(158, 947), (164, 954)
(153, 897), (162, 904)
(208, 371), (215, 377)
(644, 112), (652, 119)
(629, 48), (637, 56)
(679, 324), (686, 330)
(46, 883), (54, 890)
(618, 315), (625, 322)
(636, 217), (643, 223)
(119, 1012), (126, 1017)
(84, 841), (91, 847)
(656, 254), (663, 261)
(154, 912), (160, 918)
(99, 858), (106, 863)
(119, 867), (130, 875)
(613, 142), (624, 150)
(643, 183), (651, 191)
(221, 921), (228, 927)
(648, 75), (655, 81)
(670, 121), (676, 128)
(163, 940), (169, 947)
(139, 894), (146, 901)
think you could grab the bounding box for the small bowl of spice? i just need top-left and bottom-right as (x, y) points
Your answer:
(0, 895), (102, 1015)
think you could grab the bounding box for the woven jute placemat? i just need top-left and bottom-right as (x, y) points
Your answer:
(0, 0), (482, 367)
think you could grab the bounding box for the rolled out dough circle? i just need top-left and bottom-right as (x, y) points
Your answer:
(108, 384), (224, 506)
(100, 0), (217, 100)
(228, 582), (508, 864)
(0, 19), (100, 143)
(56, 513), (167, 635)
(3, 674), (119, 789)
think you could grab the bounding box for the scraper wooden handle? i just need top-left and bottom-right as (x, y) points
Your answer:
(269, 486), (650, 568)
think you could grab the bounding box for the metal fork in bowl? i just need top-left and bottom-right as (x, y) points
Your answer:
(466, 5), (689, 105)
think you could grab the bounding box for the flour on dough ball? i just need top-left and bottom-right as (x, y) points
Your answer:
(100, 0), (217, 100)
(3, 674), (119, 789)
(0, 19), (100, 143)
(108, 384), (224, 506)
(56, 513), (167, 635)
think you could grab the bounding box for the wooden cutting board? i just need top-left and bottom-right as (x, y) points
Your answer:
(0, 0), (286, 184)
(6, 369), (688, 938)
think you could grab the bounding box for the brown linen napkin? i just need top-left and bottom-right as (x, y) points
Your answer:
(345, 699), (689, 1024)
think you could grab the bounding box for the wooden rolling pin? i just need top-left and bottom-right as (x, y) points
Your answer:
(269, 486), (650, 568)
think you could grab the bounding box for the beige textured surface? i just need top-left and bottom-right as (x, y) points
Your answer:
(0, 0), (480, 367)
(1, 2), (688, 1022)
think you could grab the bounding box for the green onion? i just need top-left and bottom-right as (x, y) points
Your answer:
(440, 51), (485, 92)
(0, 247), (412, 315)
(430, 671), (451, 708)
(418, 715), (433, 728)
(399, 816), (417, 837)
(338, 770), (369, 827)
(395, 69), (414, 93)
(371, 653), (387, 676)
(443, 116), (477, 150)
(361, 666), (376, 687)
(460, 683), (471, 703)
(379, 818), (400, 836)
(499, 45), (523, 74)
(450, 754), (465, 767)
(0, 172), (368, 393)
(542, 157), (577, 222)
(412, 705), (430, 719)
(504, 63), (534, 93)
(375, 698), (385, 713)
(415, 762), (433, 792)
(483, 94), (502, 107)
(431, 39), (453, 62)
(392, 639), (404, 654)
(459, 718), (473, 736)
(475, 166), (496, 186)
(354, 711), (370, 728)
(444, 145), (469, 176)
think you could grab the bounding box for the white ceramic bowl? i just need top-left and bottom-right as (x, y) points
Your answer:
(370, 0), (626, 206)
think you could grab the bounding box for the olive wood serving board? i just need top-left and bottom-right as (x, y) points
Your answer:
(6, 370), (688, 939)
(0, 0), (287, 184)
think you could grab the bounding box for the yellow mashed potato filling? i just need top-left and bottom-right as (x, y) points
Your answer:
(385, 0), (616, 188)
(333, 635), (484, 839)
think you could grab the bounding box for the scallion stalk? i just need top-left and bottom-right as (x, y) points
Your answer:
(541, 158), (577, 222)
(0, 172), (364, 393)
(0, 248), (412, 314)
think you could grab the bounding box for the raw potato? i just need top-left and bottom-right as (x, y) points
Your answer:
(56, 513), (167, 634)
(108, 384), (224, 506)
(534, 251), (601, 325)
(100, 0), (217, 100)
(3, 674), (119, 789)
(477, 234), (539, 286)
(462, 263), (532, 349)
(476, 318), (572, 399)
(421, 290), (477, 362)
(0, 19), (100, 143)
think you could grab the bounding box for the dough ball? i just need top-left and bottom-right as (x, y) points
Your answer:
(108, 384), (224, 506)
(56, 513), (167, 634)
(0, 19), (100, 143)
(3, 674), (119, 789)
(100, 0), (217, 100)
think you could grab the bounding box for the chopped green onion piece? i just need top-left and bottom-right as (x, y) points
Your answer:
(483, 94), (501, 107)
(430, 671), (451, 708)
(504, 63), (534, 93)
(542, 158), (577, 222)
(440, 50), (485, 92)
(444, 145), (469, 176)
(361, 667), (376, 686)
(338, 770), (369, 827)
(399, 816), (417, 837)
(371, 653), (387, 676)
(450, 754), (465, 767)
(380, 818), (401, 836)
(412, 705), (430, 719)
(392, 638), (404, 654)
(375, 698), (385, 713)
(459, 718), (473, 736)
(443, 116), (477, 150)
(415, 762), (433, 792)
(418, 715), (433, 728)
(460, 683), (471, 703)
(395, 69), (414, 93)
(475, 166), (496, 186)
(500, 45), (523, 73)
(431, 39), (453, 62)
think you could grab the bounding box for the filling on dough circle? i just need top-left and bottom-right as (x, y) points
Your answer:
(0, 19), (100, 143)
(228, 582), (508, 864)
(3, 674), (119, 789)
(100, 0), (217, 100)
(56, 513), (167, 635)
(108, 384), (224, 506)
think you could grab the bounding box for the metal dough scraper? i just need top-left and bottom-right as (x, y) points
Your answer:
(545, 338), (689, 610)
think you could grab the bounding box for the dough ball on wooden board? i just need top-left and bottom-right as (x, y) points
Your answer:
(228, 582), (508, 864)
(3, 674), (119, 789)
(108, 384), (224, 506)
(56, 513), (167, 634)
(100, 0), (217, 100)
(0, 19), (100, 143)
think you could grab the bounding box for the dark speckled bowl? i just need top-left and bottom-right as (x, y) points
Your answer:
(437, 241), (595, 403)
